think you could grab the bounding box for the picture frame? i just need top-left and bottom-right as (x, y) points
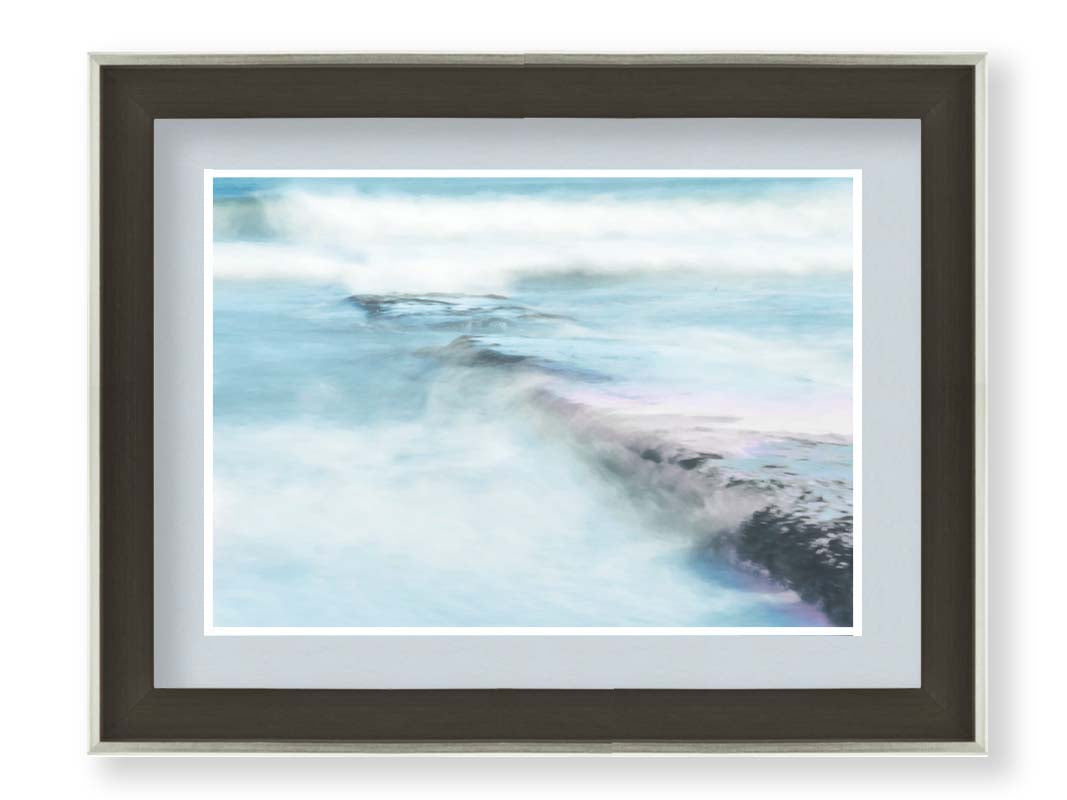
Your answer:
(89, 52), (987, 754)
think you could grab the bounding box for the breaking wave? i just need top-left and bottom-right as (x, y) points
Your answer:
(213, 179), (854, 293)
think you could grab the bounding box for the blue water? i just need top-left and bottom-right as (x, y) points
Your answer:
(211, 176), (854, 628)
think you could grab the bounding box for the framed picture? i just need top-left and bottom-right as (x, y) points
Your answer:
(90, 53), (986, 754)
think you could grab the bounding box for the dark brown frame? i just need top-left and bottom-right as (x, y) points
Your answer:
(93, 55), (982, 752)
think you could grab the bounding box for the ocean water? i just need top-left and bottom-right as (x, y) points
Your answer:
(211, 176), (855, 628)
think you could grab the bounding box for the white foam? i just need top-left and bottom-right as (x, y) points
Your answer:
(214, 188), (854, 293)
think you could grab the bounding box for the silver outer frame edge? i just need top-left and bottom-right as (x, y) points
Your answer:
(87, 52), (989, 756)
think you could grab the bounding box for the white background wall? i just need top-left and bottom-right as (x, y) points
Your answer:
(0, 0), (1057, 796)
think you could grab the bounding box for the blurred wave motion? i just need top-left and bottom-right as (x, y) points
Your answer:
(211, 175), (855, 629)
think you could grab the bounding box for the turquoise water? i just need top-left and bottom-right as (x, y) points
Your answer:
(211, 176), (854, 628)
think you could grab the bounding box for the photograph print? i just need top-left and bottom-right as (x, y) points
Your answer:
(206, 170), (860, 633)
